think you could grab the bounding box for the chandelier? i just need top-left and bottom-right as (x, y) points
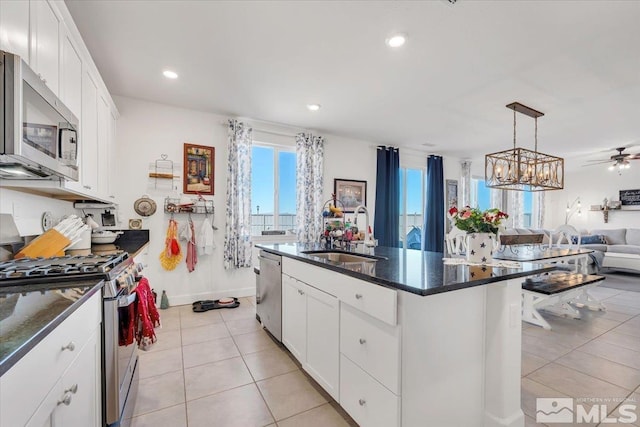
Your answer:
(485, 102), (564, 191)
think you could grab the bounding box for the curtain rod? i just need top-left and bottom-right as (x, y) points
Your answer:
(220, 120), (303, 138)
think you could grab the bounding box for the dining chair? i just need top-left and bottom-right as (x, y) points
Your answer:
(446, 226), (467, 255)
(550, 224), (581, 249)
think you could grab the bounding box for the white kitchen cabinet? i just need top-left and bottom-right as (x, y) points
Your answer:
(282, 273), (306, 362)
(340, 303), (401, 395)
(55, 328), (101, 427)
(26, 328), (101, 427)
(97, 94), (111, 199)
(60, 29), (82, 119)
(281, 271), (339, 401)
(80, 69), (99, 193)
(0, 0), (31, 62)
(30, 0), (61, 95)
(0, 292), (101, 427)
(305, 284), (339, 400)
(340, 355), (400, 427)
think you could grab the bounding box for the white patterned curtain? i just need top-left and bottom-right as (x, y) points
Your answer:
(460, 160), (471, 207)
(533, 192), (545, 229)
(224, 120), (253, 269)
(509, 190), (524, 227)
(296, 133), (324, 243)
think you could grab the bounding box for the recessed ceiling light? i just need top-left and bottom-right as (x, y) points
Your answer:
(386, 34), (406, 48)
(163, 70), (178, 79)
(307, 104), (321, 111)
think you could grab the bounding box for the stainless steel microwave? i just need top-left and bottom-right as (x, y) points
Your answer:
(0, 50), (79, 180)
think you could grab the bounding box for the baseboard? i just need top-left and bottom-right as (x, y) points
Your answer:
(167, 286), (255, 306)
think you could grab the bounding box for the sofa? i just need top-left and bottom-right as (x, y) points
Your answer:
(502, 227), (640, 274)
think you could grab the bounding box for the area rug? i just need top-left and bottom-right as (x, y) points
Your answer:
(599, 271), (640, 292)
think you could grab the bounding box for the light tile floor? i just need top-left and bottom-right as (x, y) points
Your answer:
(131, 296), (357, 427)
(132, 274), (640, 427)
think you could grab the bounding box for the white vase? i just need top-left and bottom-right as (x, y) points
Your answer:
(466, 232), (496, 264)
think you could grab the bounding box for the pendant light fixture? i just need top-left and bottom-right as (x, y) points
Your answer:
(485, 102), (564, 191)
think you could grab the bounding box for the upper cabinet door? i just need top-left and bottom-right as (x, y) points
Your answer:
(31, 0), (60, 95)
(82, 70), (99, 193)
(0, 0), (30, 62)
(60, 31), (82, 119)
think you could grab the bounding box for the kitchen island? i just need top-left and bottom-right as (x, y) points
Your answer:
(257, 243), (555, 427)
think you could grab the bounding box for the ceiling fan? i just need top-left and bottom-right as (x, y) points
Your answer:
(584, 147), (640, 174)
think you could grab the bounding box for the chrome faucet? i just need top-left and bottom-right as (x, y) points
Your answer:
(354, 205), (370, 242)
(354, 205), (377, 253)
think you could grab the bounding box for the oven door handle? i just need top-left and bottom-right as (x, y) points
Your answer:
(118, 293), (137, 307)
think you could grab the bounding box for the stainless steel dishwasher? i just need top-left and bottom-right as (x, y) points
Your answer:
(257, 250), (282, 341)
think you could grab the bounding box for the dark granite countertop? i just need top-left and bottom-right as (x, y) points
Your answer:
(114, 229), (150, 258)
(256, 243), (557, 296)
(0, 279), (104, 377)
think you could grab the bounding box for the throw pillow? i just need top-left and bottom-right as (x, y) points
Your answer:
(572, 234), (606, 245)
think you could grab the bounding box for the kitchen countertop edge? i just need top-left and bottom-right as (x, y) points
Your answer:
(256, 244), (557, 296)
(0, 280), (104, 377)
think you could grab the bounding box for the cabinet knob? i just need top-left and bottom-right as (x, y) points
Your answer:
(57, 393), (72, 406)
(61, 341), (76, 352)
(65, 384), (78, 394)
(359, 338), (366, 345)
(298, 289), (305, 295)
(355, 294), (363, 299)
(359, 399), (366, 406)
(83, 185), (92, 190)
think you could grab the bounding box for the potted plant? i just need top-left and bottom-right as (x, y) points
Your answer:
(448, 206), (509, 263)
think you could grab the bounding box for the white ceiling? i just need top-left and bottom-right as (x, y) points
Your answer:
(65, 0), (640, 168)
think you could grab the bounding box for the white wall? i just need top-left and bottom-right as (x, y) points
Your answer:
(0, 188), (76, 236)
(545, 163), (640, 231)
(113, 96), (391, 305)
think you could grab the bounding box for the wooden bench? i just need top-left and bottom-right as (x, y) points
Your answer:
(521, 272), (606, 330)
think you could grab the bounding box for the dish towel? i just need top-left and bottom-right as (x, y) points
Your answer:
(134, 277), (160, 350)
(198, 217), (216, 256)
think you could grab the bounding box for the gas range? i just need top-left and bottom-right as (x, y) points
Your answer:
(0, 253), (139, 297)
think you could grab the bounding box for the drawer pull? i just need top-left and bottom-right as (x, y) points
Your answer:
(359, 338), (366, 345)
(61, 341), (76, 352)
(298, 289), (305, 295)
(65, 384), (78, 394)
(359, 399), (366, 406)
(57, 393), (72, 406)
(355, 294), (363, 299)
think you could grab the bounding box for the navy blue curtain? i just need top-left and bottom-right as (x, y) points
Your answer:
(373, 146), (400, 247)
(423, 155), (444, 252)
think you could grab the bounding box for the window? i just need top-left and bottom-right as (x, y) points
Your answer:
(399, 167), (425, 248)
(470, 178), (492, 210)
(522, 191), (533, 227)
(250, 144), (296, 235)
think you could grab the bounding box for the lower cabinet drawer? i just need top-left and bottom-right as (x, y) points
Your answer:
(340, 354), (400, 427)
(340, 303), (400, 394)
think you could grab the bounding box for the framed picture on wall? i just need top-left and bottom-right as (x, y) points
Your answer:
(334, 179), (367, 212)
(183, 143), (215, 195)
(446, 179), (458, 209)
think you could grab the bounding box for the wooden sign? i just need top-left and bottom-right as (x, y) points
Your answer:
(620, 189), (640, 206)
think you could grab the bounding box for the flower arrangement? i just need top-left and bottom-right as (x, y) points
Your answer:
(448, 206), (509, 235)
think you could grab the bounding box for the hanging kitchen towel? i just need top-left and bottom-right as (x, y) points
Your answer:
(134, 277), (159, 350)
(198, 216), (216, 255)
(186, 218), (197, 272)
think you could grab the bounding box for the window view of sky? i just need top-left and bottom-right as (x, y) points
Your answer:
(251, 146), (296, 215)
